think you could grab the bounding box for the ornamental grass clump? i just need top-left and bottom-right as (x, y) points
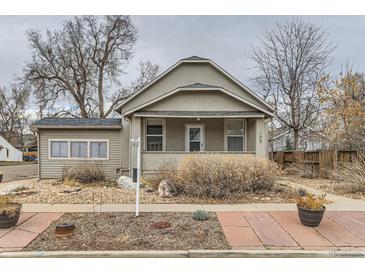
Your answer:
(0, 196), (20, 218)
(174, 155), (282, 199)
(192, 210), (209, 221)
(330, 155), (365, 193)
(62, 162), (105, 184)
(296, 193), (327, 210)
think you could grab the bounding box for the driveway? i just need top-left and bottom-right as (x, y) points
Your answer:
(0, 163), (38, 182)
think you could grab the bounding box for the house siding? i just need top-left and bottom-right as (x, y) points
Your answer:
(38, 129), (122, 179)
(144, 90), (256, 112)
(121, 62), (271, 114)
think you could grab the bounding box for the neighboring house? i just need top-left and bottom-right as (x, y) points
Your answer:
(0, 135), (23, 162)
(31, 56), (274, 179)
(269, 127), (329, 151)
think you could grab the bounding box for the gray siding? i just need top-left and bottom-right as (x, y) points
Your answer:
(121, 62), (271, 114)
(144, 90), (256, 112)
(39, 129), (122, 179)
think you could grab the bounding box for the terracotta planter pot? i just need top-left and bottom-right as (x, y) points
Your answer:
(0, 203), (21, 228)
(297, 204), (326, 227)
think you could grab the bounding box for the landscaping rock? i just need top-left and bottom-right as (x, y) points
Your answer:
(116, 176), (137, 189)
(158, 179), (177, 198)
(60, 188), (82, 194)
(0, 183), (27, 195)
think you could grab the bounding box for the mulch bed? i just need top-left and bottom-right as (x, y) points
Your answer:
(24, 212), (229, 251)
(11, 179), (296, 204)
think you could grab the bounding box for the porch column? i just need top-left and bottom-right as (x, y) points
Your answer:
(255, 118), (268, 158)
(130, 116), (142, 178)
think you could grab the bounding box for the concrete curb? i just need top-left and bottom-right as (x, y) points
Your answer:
(1, 249), (363, 258)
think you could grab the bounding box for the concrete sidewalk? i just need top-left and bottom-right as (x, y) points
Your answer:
(20, 201), (365, 213)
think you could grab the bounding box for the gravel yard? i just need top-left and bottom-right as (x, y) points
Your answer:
(9, 178), (296, 204)
(25, 212), (229, 251)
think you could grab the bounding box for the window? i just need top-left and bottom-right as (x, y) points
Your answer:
(146, 119), (163, 151)
(49, 139), (108, 159)
(70, 141), (88, 158)
(226, 119), (245, 151)
(90, 141), (107, 158)
(50, 141), (68, 158)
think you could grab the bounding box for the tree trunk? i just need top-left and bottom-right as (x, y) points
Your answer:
(293, 129), (299, 150)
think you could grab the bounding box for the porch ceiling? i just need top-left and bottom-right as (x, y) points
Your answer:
(133, 111), (265, 118)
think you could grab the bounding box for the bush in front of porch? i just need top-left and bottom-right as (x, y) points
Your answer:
(156, 155), (282, 199)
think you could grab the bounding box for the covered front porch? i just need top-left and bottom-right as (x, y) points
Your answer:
(129, 111), (269, 176)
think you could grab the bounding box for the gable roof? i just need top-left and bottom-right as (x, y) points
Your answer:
(122, 84), (274, 116)
(115, 56), (274, 114)
(32, 118), (121, 129)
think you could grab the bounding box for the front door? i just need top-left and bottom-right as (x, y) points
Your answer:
(186, 124), (205, 152)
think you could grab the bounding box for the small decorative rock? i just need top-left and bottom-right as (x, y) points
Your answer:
(158, 179), (177, 198)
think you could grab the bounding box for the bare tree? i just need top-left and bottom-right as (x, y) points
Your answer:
(249, 19), (334, 149)
(24, 16), (157, 118)
(0, 86), (30, 147)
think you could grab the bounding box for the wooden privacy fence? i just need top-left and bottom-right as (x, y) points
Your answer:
(271, 150), (359, 178)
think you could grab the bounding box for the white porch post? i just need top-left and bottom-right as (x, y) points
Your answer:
(130, 116), (142, 178)
(130, 137), (141, 217)
(255, 118), (268, 158)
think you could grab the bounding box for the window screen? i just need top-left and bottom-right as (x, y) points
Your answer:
(146, 119), (163, 151)
(50, 141), (68, 157)
(90, 141), (107, 158)
(70, 141), (88, 158)
(227, 136), (243, 151)
(226, 119), (244, 152)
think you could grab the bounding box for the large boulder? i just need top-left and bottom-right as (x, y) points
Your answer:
(116, 176), (137, 189)
(0, 183), (27, 195)
(158, 179), (177, 198)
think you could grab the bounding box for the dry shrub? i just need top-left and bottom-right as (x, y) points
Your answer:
(285, 162), (318, 179)
(62, 162), (105, 184)
(330, 156), (365, 193)
(167, 155), (282, 199)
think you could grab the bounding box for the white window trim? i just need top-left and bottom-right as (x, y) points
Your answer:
(185, 123), (205, 152)
(224, 119), (247, 152)
(144, 118), (166, 152)
(48, 139), (109, 160)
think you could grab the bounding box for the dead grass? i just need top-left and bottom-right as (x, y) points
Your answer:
(24, 212), (229, 251)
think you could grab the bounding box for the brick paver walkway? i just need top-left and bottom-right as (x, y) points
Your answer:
(0, 212), (63, 251)
(217, 211), (365, 250)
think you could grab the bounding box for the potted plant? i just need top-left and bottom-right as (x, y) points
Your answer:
(297, 193), (327, 227)
(0, 196), (22, 228)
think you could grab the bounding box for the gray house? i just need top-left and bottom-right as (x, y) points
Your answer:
(32, 56), (274, 179)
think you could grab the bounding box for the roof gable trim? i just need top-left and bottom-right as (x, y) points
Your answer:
(115, 57), (274, 113)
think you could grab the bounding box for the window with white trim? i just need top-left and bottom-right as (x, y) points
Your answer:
(226, 119), (245, 151)
(146, 119), (163, 151)
(70, 141), (88, 158)
(49, 139), (108, 159)
(50, 141), (68, 157)
(90, 141), (107, 158)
